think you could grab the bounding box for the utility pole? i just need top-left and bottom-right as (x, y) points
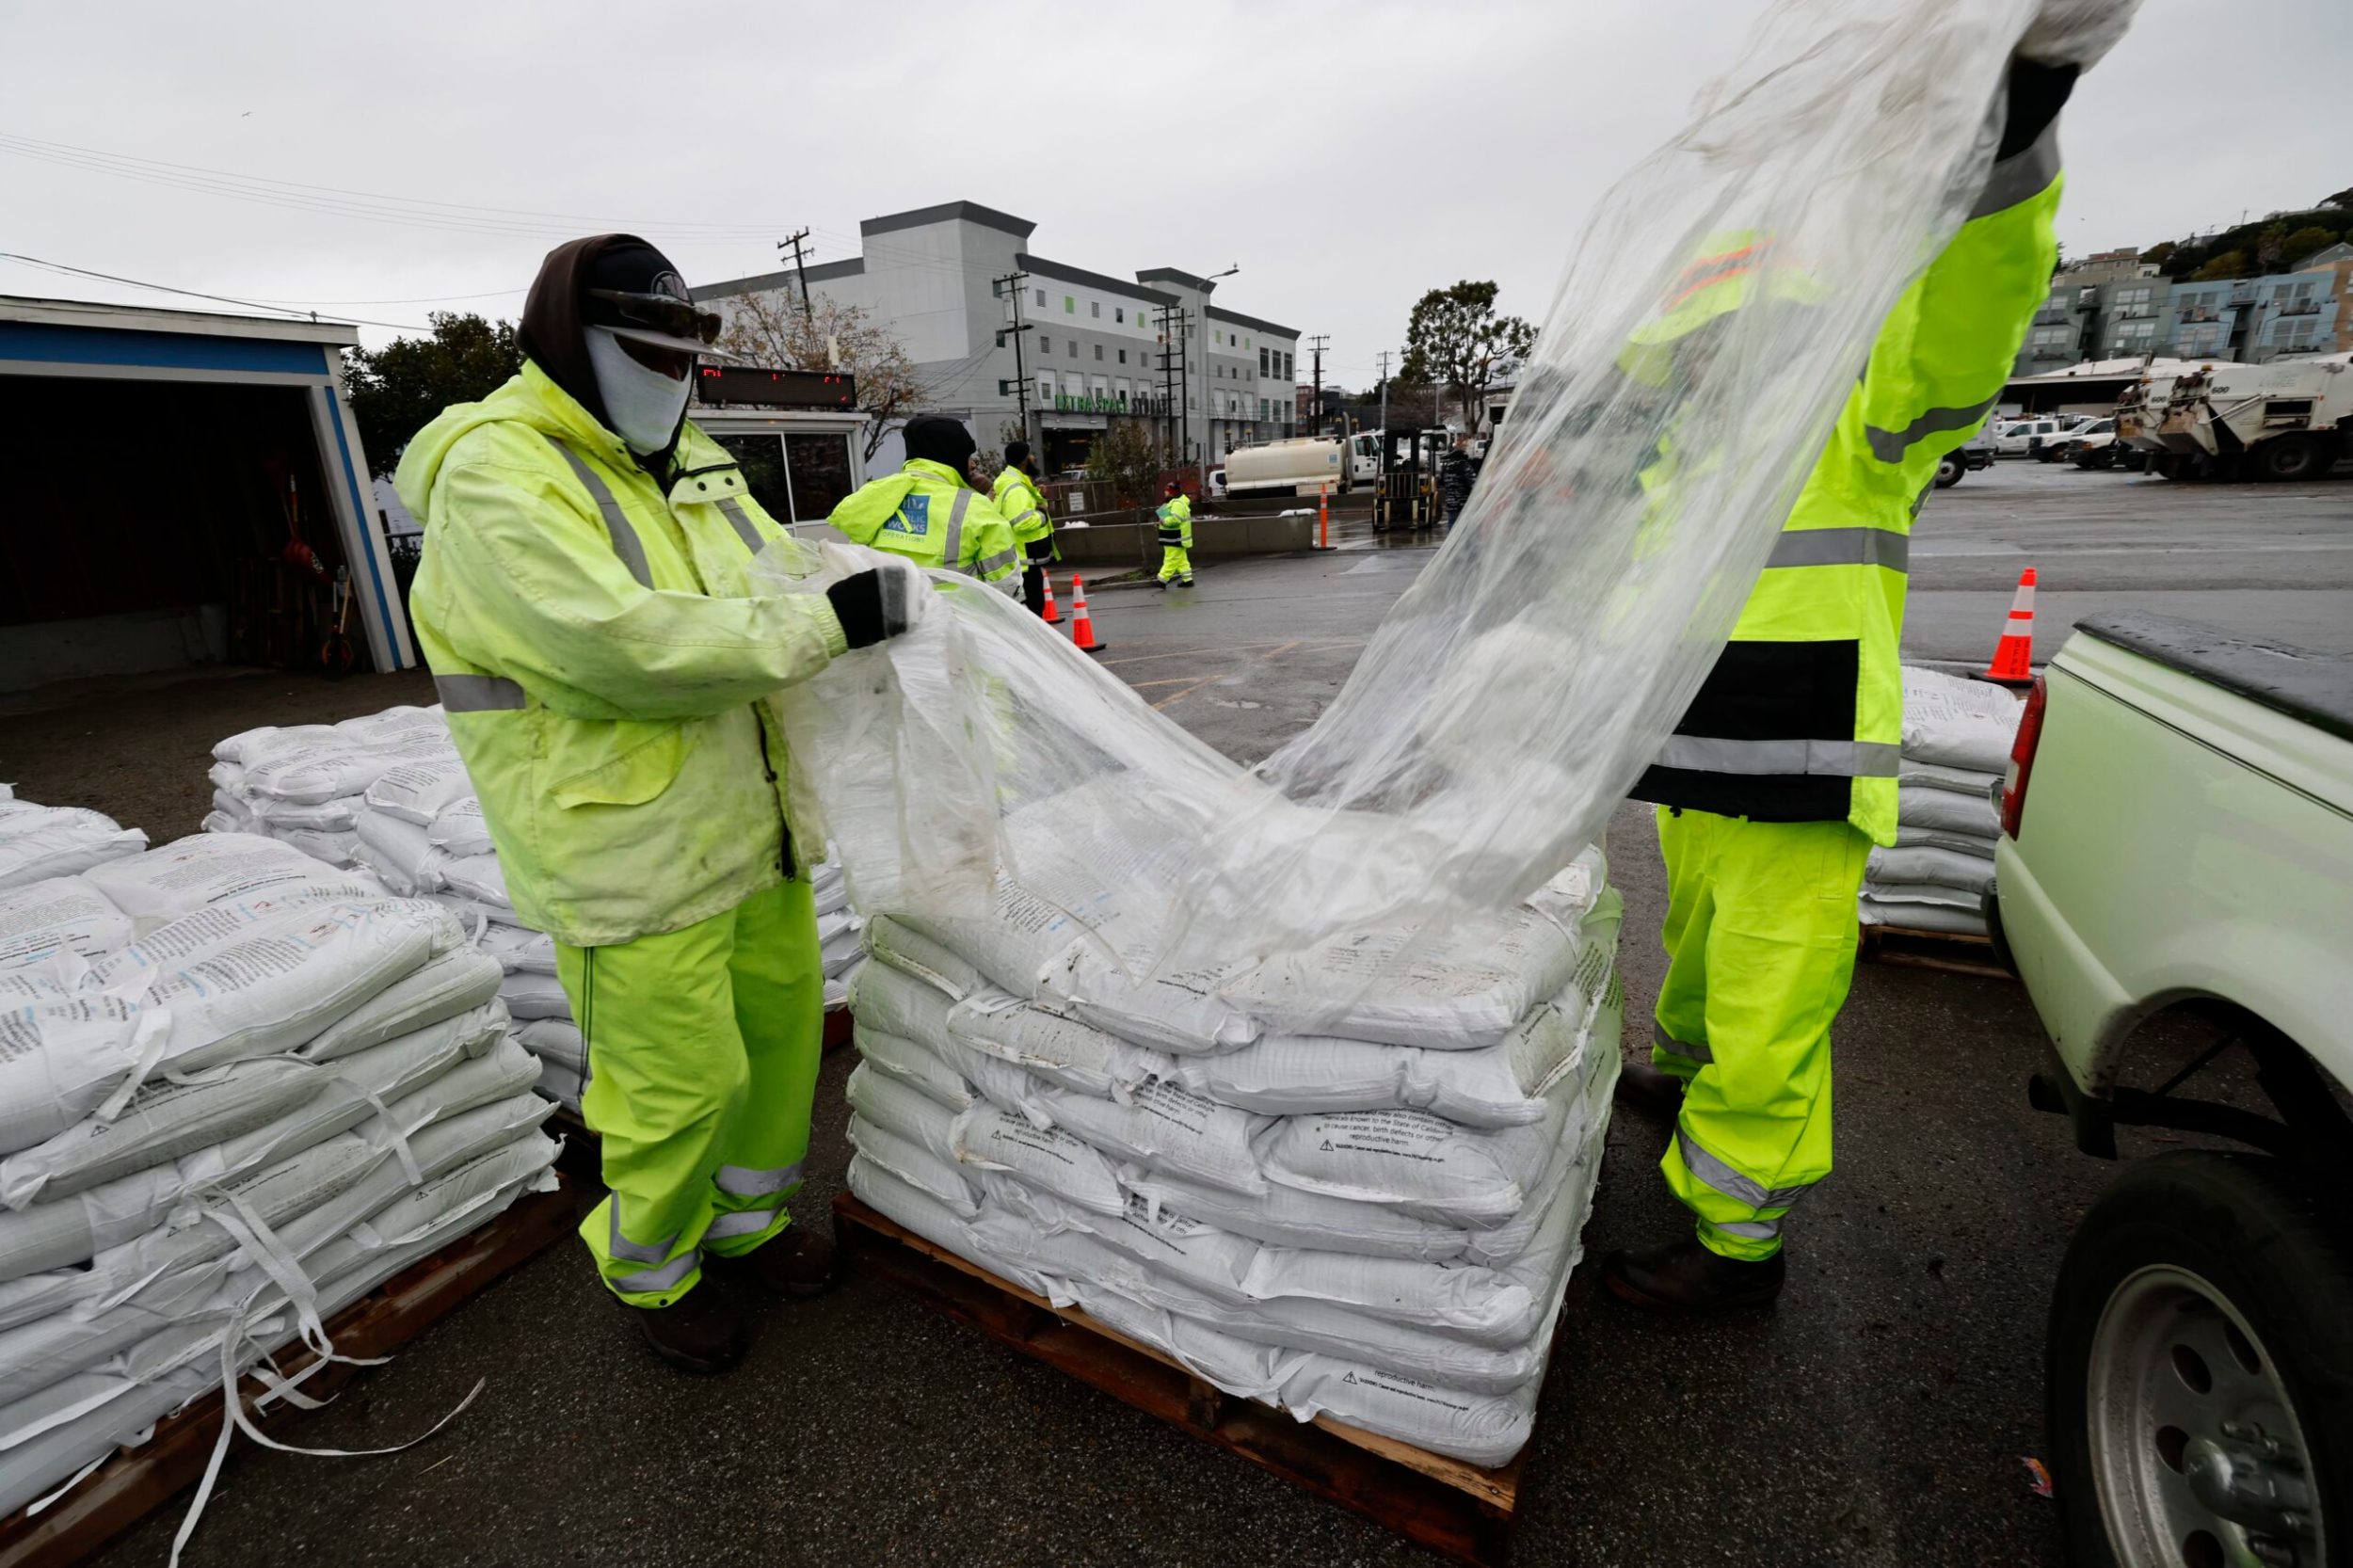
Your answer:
(776, 229), (815, 325)
(1376, 349), (1390, 467)
(995, 269), (1032, 440)
(1307, 333), (1330, 436)
(1153, 300), (1180, 466)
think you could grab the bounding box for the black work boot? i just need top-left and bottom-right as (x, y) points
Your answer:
(1614, 1059), (1689, 1118)
(632, 1287), (748, 1373)
(709, 1224), (839, 1301)
(1603, 1237), (1785, 1315)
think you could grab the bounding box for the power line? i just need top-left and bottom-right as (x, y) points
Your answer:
(0, 251), (431, 332)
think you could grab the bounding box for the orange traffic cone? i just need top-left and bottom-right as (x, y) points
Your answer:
(1986, 567), (2036, 682)
(1068, 575), (1106, 653)
(1040, 572), (1062, 624)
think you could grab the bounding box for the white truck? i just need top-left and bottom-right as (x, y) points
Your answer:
(1221, 435), (1376, 499)
(1989, 611), (2352, 1567)
(2153, 351), (2352, 482)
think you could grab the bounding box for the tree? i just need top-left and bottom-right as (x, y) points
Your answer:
(342, 312), (520, 477)
(2189, 249), (2253, 281)
(713, 290), (924, 463)
(2324, 186), (2353, 210)
(1083, 420), (1169, 509)
(2254, 221), (2292, 270)
(2138, 241), (2176, 266)
(1397, 281), (1536, 428)
(2281, 225), (2343, 265)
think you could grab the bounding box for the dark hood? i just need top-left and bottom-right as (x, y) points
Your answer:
(518, 232), (642, 445)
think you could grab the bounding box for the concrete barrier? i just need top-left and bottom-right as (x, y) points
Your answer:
(1048, 513), (1317, 568)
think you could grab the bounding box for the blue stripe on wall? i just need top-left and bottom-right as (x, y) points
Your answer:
(0, 321), (331, 376)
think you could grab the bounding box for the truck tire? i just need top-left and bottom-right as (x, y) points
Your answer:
(1934, 455), (1963, 488)
(2253, 435), (2333, 483)
(2047, 1151), (2350, 1568)
(2152, 454), (2197, 482)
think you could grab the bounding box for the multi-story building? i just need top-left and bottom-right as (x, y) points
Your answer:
(693, 201), (1300, 473)
(2015, 250), (2350, 374)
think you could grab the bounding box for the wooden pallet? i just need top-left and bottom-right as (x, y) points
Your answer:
(0, 1178), (575, 1568)
(1859, 921), (2010, 979)
(833, 1192), (1529, 1566)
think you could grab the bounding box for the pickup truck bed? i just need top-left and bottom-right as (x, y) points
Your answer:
(2078, 611), (2353, 745)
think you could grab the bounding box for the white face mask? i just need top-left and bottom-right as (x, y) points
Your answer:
(584, 327), (691, 455)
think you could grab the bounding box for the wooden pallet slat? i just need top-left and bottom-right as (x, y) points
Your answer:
(1859, 921), (2011, 979)
(0, 1178), (575, 1568)
(833, 1192), (1526, 1566)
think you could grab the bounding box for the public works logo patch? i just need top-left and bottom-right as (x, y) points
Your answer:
(885, 494), (930, 536)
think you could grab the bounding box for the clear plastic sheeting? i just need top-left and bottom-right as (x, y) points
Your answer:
(758, 0), (2039, 995)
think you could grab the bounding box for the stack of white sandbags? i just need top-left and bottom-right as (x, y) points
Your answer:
(0, 828), (559, 1520)
(210, 706), (864, 1112)
(1860, 665), (2025, 936)
(842, 843), (1624, 1467)
(0, 786), (147, 893)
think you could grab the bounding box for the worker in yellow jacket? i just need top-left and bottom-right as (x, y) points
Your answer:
(397, 234), (920, 1372)
(1603, 19), (2128, 1314)
(990, 440), (1058, 616)
(828, 417), (1022, 593)
(1155, 480), (1194, 589)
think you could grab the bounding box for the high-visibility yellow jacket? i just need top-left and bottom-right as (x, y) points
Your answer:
(1631, 125), (2062, 845)
(1156, 493), (1193, 550)
(830, 458), (1021, 587)
(990, 467), (1056, 559)
(395, 360), (845, 948)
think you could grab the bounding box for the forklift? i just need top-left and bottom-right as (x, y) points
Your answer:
(1370, 428), (1447, 533)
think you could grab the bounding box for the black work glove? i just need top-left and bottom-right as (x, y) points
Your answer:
(825, 568), (916, 649)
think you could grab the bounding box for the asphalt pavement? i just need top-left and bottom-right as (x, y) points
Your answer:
(59, 471), (2332, 1566)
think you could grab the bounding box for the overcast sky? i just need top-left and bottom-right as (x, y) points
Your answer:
(4, 1), (2346, 391)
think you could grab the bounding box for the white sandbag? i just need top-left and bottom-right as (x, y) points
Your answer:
(1252, 1078), (1583, 1227)
(1215, 853), (1606, 1050)
(845, 1156), (1052, 1296)
(250, 796), (361, 834)
(957, 1103), (1128, 1218)
(208, 789), (255, 825)
(535, 1060), (581, 1110)
(200, 810), (244, 838)
(0, 878), (130, 972)
(333, 705), (447, 748)
(851, 955), (955, 1039)
(865, 915), (985, 999)
(515, 1017), (583, 1071)
(1080, 1288), (1301, 1402)
(0, 992), (144, 1161)
(1898, 760), (2000, 795)
(286, 1131), (557, 1305)
(360, 757), (476, 827)
(475, 920), (556, 976)
(988, 1179), (1263, 1306)
(1894, 824), (1996, 859)
(211, 722), (340, 766)
(819, 917), (864, 970)
(1125, 1167), (1471, 1263)
(847, 1114), (980, 1219)
(1896, 786), (1999, 839)
(1037, 1079), (1268, 1196)
(424, 795), (495, 857)
(1864, 844), (1996, 896)
(300, 944), (504, 1061)
(1858, 894), (1988, 936)
(1279, 1352), (1541, 1468)
(353, 810), (446, 896)
(0, 807), (147, 893)
(83, 834), (381, 930)
(440, 853), (510, 912)
(854, 1028), (977, 1111)
(497, 969), (571, 1023)
(240, 732), (455, 807)
(944, 990), (1171, 1102)
(277, 827), (363, 868)
(1900, 666), (2023, 775)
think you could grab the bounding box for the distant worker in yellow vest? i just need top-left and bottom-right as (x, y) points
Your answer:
(828, 416), (1021, 594)
(1155, 480), (1194, 589)
(990, 440), (1058, 616)
(398, 233), (921, 1374)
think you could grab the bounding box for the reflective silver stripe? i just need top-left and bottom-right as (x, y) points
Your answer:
(1653, 736), (1902, 778)
(971, 548), (1020, 579)
(1865, 397), (1999, 464)
(1970, 118), (2060, 220)
(941, 488), (972, 570)
(1008, 507), (1046, 529)
(705, 1208), (780, 1241)
(434, 673), (526, 712)
(1767, 528), (1909, 572)
(1714, 1218), (1784, 1241)
(1654, 1020), (1712, 1064)
(613, 1249), (699, 1295)
(714, 497), (764, 555)
(715, 1160), (803, 1197)
(1675, 1126), (1816, 1211)
(607, 1203), (680, 1267)
(545, 435), (654, 589)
